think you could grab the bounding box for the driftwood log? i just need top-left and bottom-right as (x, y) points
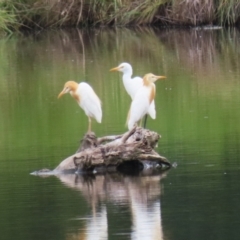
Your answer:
(53, 126), (171, 173)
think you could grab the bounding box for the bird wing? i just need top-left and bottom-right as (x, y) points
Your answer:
(78, 82), (102, 123)
(148, 100), (156, 119)
(128, 87), (150, 130)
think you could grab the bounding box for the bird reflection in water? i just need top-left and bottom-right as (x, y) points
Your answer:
(58, 170), (168, 240)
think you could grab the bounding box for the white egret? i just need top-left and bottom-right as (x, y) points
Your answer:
(127, 73), (166, 130)
(110, 62), (156, 119)
(58, 81), (102, 132)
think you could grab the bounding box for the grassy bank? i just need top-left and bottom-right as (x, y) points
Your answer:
(0, 0), (240, 33)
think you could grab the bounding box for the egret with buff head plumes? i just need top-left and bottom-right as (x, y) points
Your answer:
(110, 62), (156, 120)
(127, 73), (166, 130)
(58, 81), (102, 133)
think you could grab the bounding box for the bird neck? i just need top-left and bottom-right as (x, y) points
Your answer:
(68, 82), (80, 103)
(122, 74), (134, 98)
(143, 76), (151, 86)
(70, 91), (80, 104)
(122, 68), (133, 79)
(149, 84), (156, 103)
(122, 73), (132, 83)
(142, 76), (156, 102)
(122, 70), (133, 87)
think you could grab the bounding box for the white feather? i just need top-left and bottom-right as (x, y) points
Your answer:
(77, 82), (102, 123)
(123, 75), (143, 100)
(128, 86), (152, 130)
(148, 101), (156, 119)
(117, 62), (156, 119)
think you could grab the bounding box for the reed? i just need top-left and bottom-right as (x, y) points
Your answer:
(0, 2), (19, 33)
(0, 0), (240, 32)
(217, 0), (240, 25)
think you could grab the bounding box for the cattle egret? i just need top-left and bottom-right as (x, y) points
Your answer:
(127, 73), (166, 130)
(110, 62), (156, 119)
(58, 81), (102, 132)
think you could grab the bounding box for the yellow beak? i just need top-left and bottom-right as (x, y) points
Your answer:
(58, 90), (65, 99)
(156, 76), (166, 81)
(109, 66), (120, 72)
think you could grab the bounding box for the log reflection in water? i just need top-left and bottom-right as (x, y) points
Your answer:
(58, 171), (168, 240)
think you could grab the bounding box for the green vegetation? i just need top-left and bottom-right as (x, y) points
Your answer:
(0, 1), (240, 33)
(0, 3), (17, 33)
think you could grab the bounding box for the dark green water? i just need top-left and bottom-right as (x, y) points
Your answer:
(0, 27), (240, 240)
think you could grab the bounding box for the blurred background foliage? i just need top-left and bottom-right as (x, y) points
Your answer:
(0, 0), (240, 34)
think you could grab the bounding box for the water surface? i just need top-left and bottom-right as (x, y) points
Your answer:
(0, 27), (240, 240)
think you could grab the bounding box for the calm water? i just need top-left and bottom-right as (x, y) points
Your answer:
(0, 27), (240, 240)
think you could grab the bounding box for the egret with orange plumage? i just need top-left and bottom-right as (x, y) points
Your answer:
(110, 62), (156, 119)
(127, 73), (166, 130)
(58, 81), (102, 132)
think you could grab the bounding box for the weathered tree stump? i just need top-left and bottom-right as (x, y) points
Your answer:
(54, 126), (171, 173)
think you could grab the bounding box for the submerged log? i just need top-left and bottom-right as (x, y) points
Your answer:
(54, 126), (171, 173)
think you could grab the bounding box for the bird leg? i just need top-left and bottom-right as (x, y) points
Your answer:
(139, 118), (142, 127)
(143, 115), (148, 129)
(88, 117), (92, 133)
(139, 115), (148, 128)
